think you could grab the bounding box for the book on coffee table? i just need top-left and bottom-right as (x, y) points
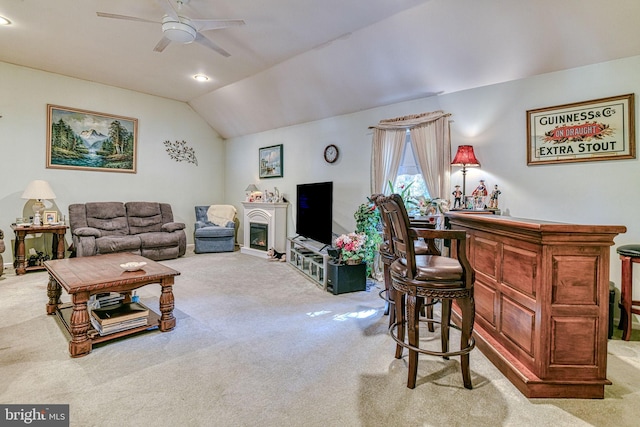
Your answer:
(91, 302), (149, 326)
(90, 315), (149, 336)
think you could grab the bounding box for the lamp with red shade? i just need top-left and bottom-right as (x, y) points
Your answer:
(451, 145), (481, 205)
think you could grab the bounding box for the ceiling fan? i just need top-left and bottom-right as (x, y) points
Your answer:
(97, 0), (245, 57)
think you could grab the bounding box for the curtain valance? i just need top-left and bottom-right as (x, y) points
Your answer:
(369, 110), (451, 130)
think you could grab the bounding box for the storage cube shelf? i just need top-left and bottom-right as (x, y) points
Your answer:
(287, 237), (329, 289)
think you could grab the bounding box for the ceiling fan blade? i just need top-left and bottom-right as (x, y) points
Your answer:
(96, 12), (159, 24)
(194, 33), (231, 57)
(192, 19), (246, 32)
(156, 0), (179, 20)
(153, 36), (172, 53)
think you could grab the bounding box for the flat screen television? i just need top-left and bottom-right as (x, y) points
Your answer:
(296, 181), (333, 245)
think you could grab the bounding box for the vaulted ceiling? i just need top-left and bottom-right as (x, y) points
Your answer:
(2, 0), (640, 139)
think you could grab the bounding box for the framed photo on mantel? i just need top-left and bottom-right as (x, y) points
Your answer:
(526, 94), (635, 165)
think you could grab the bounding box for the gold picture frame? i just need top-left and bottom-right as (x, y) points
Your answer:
(47, 104), (138, 173)
(526, 94), (635, 165)
(43, 210), (58, 224)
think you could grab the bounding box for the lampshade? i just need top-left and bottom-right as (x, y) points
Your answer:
(245, 184), (259, 193)
(451, 145), (481, 167)
(21, 180), (56, 200)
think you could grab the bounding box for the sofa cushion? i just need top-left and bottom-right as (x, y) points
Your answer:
(126, 202), (163, 234)
(195, 226), (235, 238)
(85, 202), (129, 236)
(138, 232), (181, 249)
(95, 235), (141, 254)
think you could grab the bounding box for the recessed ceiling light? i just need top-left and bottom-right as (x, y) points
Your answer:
(193, 74), (209, 82)
(0, 16), (11, 25)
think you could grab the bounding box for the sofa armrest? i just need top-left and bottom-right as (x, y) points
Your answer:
(73, 227), (101, 237)
(162, 222), (186, 233)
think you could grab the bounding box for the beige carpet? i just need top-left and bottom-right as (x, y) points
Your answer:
(1, 248), (640, 427)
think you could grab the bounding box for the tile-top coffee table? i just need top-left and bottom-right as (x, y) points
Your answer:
(44, 253), (180, 357)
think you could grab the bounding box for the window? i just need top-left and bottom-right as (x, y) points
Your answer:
(394, 132), (430, 212)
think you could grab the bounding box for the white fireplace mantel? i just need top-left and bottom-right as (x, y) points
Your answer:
(240, 202), (288, 258)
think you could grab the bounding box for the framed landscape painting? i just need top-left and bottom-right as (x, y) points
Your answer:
(259, 144), (283, 178)
(46, 105), (138, 173)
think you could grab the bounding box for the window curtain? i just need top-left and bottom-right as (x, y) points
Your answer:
(370, 128), (406, 194)
(370, 111), (451, 198)
(409, 118), (451, 199)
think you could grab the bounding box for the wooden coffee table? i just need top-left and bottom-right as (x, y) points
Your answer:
(44, 253), (180, 357)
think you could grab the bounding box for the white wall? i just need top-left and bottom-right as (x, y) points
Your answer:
(0, 62), (226, 263)
(225, 54), (640, 302)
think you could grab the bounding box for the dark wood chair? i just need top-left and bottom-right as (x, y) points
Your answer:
(372, 194), (439, 330)
(375, 193), (476, 389)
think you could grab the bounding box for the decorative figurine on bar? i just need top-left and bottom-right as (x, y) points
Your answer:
(488, 184), (501, 209)
(452, 185), (463, 209)
(472, 179), (488, 209)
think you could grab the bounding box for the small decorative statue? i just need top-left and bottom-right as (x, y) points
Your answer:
(452, 185), (463, 209)
(489, 184), (501, 209)
(472, 179), (488, 209)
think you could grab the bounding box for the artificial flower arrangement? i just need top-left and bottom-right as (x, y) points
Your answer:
(413, 195), (450, 216)
(334, 232), (367, 265)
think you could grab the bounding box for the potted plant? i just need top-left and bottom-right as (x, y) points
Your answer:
(354, 200), (383, 277)
(388, 180), (417, 213)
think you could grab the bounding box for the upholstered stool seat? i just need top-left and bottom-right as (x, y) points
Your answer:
(617, 244), (640, 257)
(391, 255), (464, 282)
(616, 244), (640, 340)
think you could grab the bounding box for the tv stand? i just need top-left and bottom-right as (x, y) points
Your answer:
(287, 237), (329, 289)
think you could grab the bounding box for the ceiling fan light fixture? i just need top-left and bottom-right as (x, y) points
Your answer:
(162, 16), (196, 43)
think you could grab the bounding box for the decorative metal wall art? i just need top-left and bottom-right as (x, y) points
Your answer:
(163, 140), (198, 166)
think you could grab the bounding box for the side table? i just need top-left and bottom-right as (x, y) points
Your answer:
(11, 224), (68, 275)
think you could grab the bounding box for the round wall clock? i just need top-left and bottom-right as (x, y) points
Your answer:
(324, 144), (339, 163)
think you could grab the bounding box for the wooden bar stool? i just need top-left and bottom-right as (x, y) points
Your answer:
(376, 194), (476, 389)
(617, 244), (640, 341)
(372, 194), (439, 330)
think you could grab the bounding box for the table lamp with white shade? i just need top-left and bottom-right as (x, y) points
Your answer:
(21, 180), (56, 225)
(245, 184), (260, 201)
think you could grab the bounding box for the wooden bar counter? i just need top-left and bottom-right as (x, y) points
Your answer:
(446, 212), (626, 398)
